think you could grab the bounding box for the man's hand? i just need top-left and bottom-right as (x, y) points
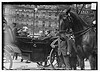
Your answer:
(67, 52), (70, 55)
(51, 45), (55, 48)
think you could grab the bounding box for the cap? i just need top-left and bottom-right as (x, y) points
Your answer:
(59, 30), (66, 34)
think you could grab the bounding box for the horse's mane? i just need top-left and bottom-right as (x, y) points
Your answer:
(70, 11), (90, 28)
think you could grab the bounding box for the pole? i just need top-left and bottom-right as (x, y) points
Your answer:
(33, 9), (35, 38)
(76, 4), (78, 14)
(33, 5), (37, 38)
(78, 4), (86, 15)
(33, 5), (36, 38)
(57, 6), (60, 31)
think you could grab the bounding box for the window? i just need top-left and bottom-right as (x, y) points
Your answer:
(36, 21), (38, 26)
(42, 21), (45, 23)
(42, 21), (45, 27)
(36, 16), (38, 19)
(49, 21), (51, 27)
(42, 16), (45, 19)
(45, 21), (49, 27)
(49, 12), (51, 16)
(38, 21), (42, 27)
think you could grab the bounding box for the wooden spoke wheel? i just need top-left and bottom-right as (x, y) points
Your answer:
(3, 49), (13, 70)
(49, 49), (58, 69)
(37, 57), (50, 67)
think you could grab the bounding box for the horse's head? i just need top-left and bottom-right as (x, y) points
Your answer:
(60, 8), (88, 33)
(60, 8), (73, 32)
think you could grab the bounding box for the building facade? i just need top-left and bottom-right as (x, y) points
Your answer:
(4, 5), (60, 33)
(3, 4), (96, 33)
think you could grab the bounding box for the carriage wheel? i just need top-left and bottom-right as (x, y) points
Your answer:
(50, 49), (58, 69)
(37, 57), (50, 67)
(3, 49), (13, 70)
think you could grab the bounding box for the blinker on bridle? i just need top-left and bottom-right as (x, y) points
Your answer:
(63, 14), (73, 23)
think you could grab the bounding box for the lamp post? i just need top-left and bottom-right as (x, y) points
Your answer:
(33, 5), (38, 38)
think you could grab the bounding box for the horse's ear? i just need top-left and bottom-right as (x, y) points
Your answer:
(66, 8), (71, 15)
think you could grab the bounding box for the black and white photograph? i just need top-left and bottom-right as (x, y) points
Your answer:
(2, 2), (97, 70)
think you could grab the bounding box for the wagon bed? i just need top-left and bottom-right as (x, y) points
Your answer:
(16, 36), (52, 62)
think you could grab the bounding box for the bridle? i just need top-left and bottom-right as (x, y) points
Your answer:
(62, 14), (93, 38)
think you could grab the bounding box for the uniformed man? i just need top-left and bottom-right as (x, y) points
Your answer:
(51, 31), (71, 69)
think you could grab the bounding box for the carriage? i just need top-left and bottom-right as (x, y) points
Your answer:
(3, 4), (97, 70)
(3, 25), (58, 70)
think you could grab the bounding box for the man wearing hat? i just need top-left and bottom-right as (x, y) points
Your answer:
(20, 26), (29, 37)
(51, 30), (71, 69)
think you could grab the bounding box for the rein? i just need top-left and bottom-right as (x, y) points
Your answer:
(74, 27), (92, 37)
(60, 27), (91, 38)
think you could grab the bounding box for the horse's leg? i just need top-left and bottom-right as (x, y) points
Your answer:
(15, 53), (18, 60)
(95, 54), (98, 70)
(13, 53), (15, 60)
(80, 59), (84, 70)
(89, 54), (97, 70)
(69, 56), (77, 70)
(73, 57), (77, 70)
(78, 57), (84, 70)
(44, 61), (47, 67)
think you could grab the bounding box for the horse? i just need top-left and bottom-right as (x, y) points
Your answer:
(59, 8), (97, 70)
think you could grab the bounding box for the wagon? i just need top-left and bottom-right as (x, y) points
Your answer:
(16, 36), (52, 65)
(3, 27), (58, 70)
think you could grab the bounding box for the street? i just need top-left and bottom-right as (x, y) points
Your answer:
(4, 56), (91, 70)
(3, 3), (97, 70)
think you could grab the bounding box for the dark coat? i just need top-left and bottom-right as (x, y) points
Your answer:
(58, 37), (68, 56)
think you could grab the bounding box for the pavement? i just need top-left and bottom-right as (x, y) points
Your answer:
(4, 56), (91, 70)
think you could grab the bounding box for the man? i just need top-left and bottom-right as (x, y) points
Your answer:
(20, 26), (29, 37)
(12, 23), (18, 40)
(46, 30), (52, 37)
(51, 31), (71, 69)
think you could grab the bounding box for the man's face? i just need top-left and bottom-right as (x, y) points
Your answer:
(60, 33), (66, 38)
(63, 15), (67, 20)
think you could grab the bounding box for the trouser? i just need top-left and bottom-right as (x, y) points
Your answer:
(58, 53), (70, 69)
(63, 55), (70, 69)
(58, 54), (64, 67)
(67, 39), (72, 54)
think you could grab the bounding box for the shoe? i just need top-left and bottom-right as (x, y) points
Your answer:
(26, 60), (31, 63)
(65, 67), (71, 70)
